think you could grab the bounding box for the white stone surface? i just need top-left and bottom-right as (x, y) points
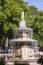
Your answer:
(21, 46), (28, 59)
(29, 62), (40, 65)
(19, 12), (27, 28)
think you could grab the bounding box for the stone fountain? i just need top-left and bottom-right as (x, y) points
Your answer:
(5, 12), (40, 65)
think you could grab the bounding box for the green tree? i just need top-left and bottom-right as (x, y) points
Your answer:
(0, 0), (43, 47)
(0, 0), (28, 47)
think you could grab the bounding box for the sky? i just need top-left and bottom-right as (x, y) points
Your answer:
(24, 0), (43, 10)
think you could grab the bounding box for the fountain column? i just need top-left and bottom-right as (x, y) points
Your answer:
(19, 12), (27, 28)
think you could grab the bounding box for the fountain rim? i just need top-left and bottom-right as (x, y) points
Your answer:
(10, 38), (38, 43)
(14, 28), (33, 31)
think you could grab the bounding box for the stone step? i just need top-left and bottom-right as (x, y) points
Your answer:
(6, 62), (14, 65)
(29, 62), (40, 65)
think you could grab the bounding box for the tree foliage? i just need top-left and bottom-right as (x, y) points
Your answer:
(0, 0), (43, 47)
